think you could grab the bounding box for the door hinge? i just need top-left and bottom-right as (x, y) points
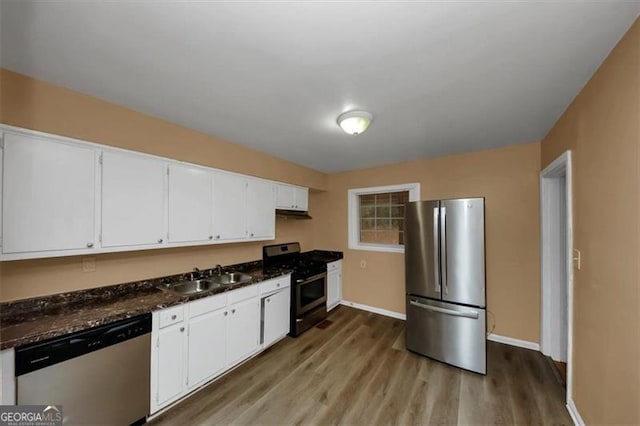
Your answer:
(98, 152), (103, 165)
(156, 337), (159, 348)
(99, 233), (102, 243)
(156, 392), (159, 402)
(167, 166), (170, 176)
(0, 134), (4, 149)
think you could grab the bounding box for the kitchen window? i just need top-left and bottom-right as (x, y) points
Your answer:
(348, 183), (420, 253)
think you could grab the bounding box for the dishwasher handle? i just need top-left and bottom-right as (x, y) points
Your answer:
(15, 314), (151, 376)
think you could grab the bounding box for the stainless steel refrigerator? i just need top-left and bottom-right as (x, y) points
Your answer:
(405, 198), (486, 374)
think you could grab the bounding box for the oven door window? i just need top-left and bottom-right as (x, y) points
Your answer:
(298, 276), (326, 313)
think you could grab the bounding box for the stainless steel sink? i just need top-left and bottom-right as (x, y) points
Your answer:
(158, 272), (252, 296)
(160, 279), (220, 295)
(212, 272), (252, 285)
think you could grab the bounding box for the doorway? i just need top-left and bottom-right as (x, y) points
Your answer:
(540, 150), (573, 402)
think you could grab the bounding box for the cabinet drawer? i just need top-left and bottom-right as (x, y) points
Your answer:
(158, 305), (185, 328)
(227, 284), (260, 305)
(327, 260), (342, 272)
(189, 293), (227, 318)
(260, 275), (291, 295)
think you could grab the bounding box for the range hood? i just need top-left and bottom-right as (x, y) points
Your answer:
(276, 209), (312, 220)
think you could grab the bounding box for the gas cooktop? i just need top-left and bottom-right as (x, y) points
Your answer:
(262, 242), (327, 279)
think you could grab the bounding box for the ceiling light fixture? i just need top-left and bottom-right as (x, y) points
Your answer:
(337, 110), (373, 135)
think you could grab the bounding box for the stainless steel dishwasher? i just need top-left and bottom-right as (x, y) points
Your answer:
(15, 314), (151, 425)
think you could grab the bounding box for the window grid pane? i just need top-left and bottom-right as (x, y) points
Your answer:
(359, 190), (409, 246)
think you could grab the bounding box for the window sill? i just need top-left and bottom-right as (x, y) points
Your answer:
(348, 243), (405, 254)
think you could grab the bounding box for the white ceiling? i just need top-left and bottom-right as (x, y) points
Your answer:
(2, 1), (639, 173)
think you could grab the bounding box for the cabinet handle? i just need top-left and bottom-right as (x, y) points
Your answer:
(171, 315), (177, 320)
(224, 311), (228, 316)
(180, 327), (185, 332)
(86, 242), (94, 248)
(158, 238), (164, 243)
(267, 298), (270, 303)
(216, 235), (221, 240)
(250, 233), (254, 237)
(277, 283), (280, 287)
(209, 235), (213, 240)
(231, 309), (236, 314)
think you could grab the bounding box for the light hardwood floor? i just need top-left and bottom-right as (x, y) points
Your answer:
(152, 306), (571, 425)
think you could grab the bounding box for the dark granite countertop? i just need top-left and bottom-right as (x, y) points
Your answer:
(0, 260), (292, 350)
(302, 249), (344, 264)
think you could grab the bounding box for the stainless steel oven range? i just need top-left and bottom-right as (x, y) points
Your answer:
(263, 242), (327, 337)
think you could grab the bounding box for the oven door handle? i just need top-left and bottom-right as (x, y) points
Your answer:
(295, 272), (327, 284)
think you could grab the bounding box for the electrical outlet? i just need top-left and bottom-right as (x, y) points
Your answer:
(82, 257), (96, 273)
(360, 260), (367, 269)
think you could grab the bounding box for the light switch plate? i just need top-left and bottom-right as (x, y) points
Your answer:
(573, 249), (581, 270)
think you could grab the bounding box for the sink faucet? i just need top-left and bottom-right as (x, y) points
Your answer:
(213, 264), (223, 276)
(191, 267), (202, 281)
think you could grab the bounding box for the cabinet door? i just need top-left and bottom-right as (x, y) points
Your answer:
(227, 297), (260, 366)
(327, 270), (340, 309)
(101, 151), (166, 247)
(212, 173), (246, 241)
(187, 309), (226, 388)
(168, 164), (212, 243)
(247, 179), (275, 239)
(275, 184), (295, 209)
(156, 323), (187, 407)
(263, 289), (290, 347)
(2, 131), (96, 253)
(294, 186), (309, 211)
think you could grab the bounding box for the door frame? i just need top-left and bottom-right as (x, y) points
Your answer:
(540, 150), (574, 403)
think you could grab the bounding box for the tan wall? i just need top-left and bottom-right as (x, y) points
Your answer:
(0, 69), (327, 191)
(541, 18), (640, 424)
(0, 213), (317, 301)
(0, 69), (327, 301)
(315, 142), (541, 343)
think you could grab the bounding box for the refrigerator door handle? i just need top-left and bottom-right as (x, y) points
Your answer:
(433, 207), (440, 293)
(409, 300), (479, 319)
(440, 206), (448, 294)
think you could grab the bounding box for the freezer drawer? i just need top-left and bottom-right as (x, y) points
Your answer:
(405, 295), (486, 374)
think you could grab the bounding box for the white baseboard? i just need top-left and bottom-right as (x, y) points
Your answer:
(566, 398), (585, 426)
(487, 333), (540, 351)
(340, 300), (406, 320)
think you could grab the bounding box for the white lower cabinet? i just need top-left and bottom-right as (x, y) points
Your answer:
(226, 297), (260, 367)
(152, 307), (188, 413)
(327, 260), (342, 311)
(186, 308), (227, 389)
(150, 275), (290, 415)
(262, 289), (290, 347)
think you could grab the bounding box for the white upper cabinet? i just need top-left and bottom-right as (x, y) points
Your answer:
(275, 183), (308, 211)
(0, 125), (305, 260)
(212, 172), (247, 241)
(2, 131), (96, 254)
(247, 179), (275, 240)
(294, 186), (309, 211)
(275, 184), (295, 209)
(101, 150), (166, 248)
(168, 163), (213, 243)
